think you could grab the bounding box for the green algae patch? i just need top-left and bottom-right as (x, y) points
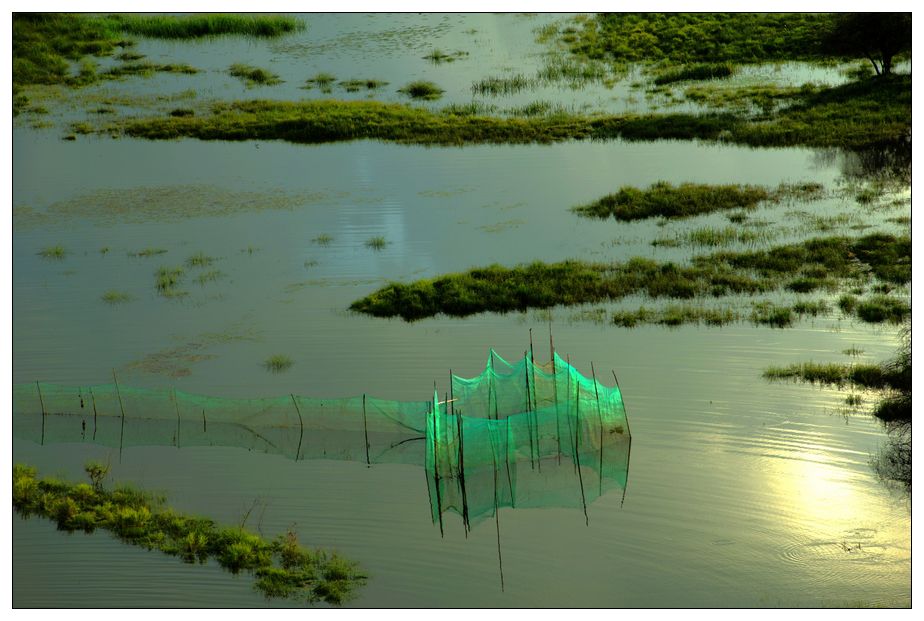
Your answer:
(13, 463), (365, 605)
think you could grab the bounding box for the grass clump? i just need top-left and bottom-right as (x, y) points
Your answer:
(653, 62), (734, 85)
(229, 64), (282, 87)
(573, 181), (772, 221)
(611, 304), (738, 328)
(185, 252), (215, 268)
(338, 79), (388, 92)
(312, 234), (334, 246)
(38, 244), (67, 259)
(263, 355), (293, 373)
(303, 72), (336, 91)
(101, 290), (133, 304)
(104, 61), (198, 78)
(854, 295), (910, 324)
(424, 49), (468, 64)
(13, 463), (363, 605)
(653, 225), (774, 248)
(111, 14), (305, 39)
(365, 236), (388, 251)
(472, 74), (535, 96)
(398, 80), (444, 100)
(154, 266), (186, 298)
(130, 247), (167, 257)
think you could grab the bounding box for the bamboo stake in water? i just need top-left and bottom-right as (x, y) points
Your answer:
(612, 370), (631, 438)
(90, 387), (98, 441)
(549, 322), (561, 463)
(430, 399), (444, 538)
(113, 370), (126, 461)
(493, 454), (505, 592)
(173, 388), (181, 449)
(291, 394), (304, 462)
(574, 373), (588, 526)
(591, 362), (604, 497)
(524, 350), (535, 470)
(362, 394), (371, 466)
(36, 381), (46, 446)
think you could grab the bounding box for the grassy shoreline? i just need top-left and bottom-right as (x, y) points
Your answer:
(13, 462), (364, 605)
(349, 234), (909, 322)
(99, 73), (909, 152)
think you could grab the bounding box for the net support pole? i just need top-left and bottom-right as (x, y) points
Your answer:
(362, 394), (371, 466)
(490, 351), (499, 420)
(574, 374), (588, 526)
(493, 454), (505, 592)
(291, 394), (304, 461)
(591, 362), (604, 497)
(173, 388), (181, 448)
(550, 323), (561, 464)
(430, 400), (444, 538)
(36, 381), (46, 446)
(455, 407), (470, 535)
(612, 370), (631, 438)
(113, 370), (126, 461)
(89, 387), (98, 441)
(524, 350), (535, 470)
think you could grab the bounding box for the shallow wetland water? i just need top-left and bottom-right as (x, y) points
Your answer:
(12, 13), (910, 608)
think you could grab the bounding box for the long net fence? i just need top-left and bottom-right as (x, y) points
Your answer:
(13, 349), (631, 527)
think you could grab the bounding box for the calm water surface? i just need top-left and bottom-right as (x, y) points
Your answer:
(12, 13), (910, 608)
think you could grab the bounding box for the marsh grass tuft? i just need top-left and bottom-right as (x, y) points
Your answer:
(424, 49), (469, 64)
(398, 80), (444, 100)
(101, 290), (133, 304)
(130, 247), (167, 257)
(155, 266), (185, 297)
(652, 62), (734, 85)
(13, 462), (362, 605)
(38, 245), (67, 259)
(185, 251), (215, 268)
(312, 234), (334, 246)
(338, 79), (388, 92)
(264, 355), (293, 373)
(111, 14), (304, 39)
(471, 74), (536, 96)
(194, 270), (224, 285)
(364, 236), (388, 251)
(229, 64), (282, 87)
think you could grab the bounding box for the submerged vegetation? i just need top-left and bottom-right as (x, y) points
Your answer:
(12, 13), (302, 88)
(229, 64), (282, 87)
(12, 463), (363, 604)
(108, 73), (909, 152)
(350, 233), (909, 322)
(263, 354), (294, 373)
(101, 290), (134, 304)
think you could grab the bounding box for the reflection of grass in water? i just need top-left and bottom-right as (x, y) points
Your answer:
(38, 245), (67, 259)
(312, 234), (334, 245)
(364, 236), (388, 250)
(101, 290), (133, 304)
(229, 63), (282, 87)
(264, 354), (294, 373)
(13, 463), (363, 605)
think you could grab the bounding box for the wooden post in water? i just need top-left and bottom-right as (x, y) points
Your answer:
(455, 402), (470, 535)
(493, 454), (505, 592)
(591, 362), (604, 497)
(90, 387), (98, 441)
(202, 409), (207, 433)
(173, 388), (181, 448)
(550, 323), (561, 464)
(36, 381), (46, 446)
(574, 373), (588, 526)
(429, 400), (444, 538)
(523, 350), (535, 470)
(291, 394), (304, 462)
(529, 332), (540, 471)
(113, 370), (126, 461)
(490, 351), (499, 420)
(612, 370), (631, 438)
(362, 394), (371, 466)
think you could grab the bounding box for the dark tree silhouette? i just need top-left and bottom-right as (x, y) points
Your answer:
(824, 13), (911, 76)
